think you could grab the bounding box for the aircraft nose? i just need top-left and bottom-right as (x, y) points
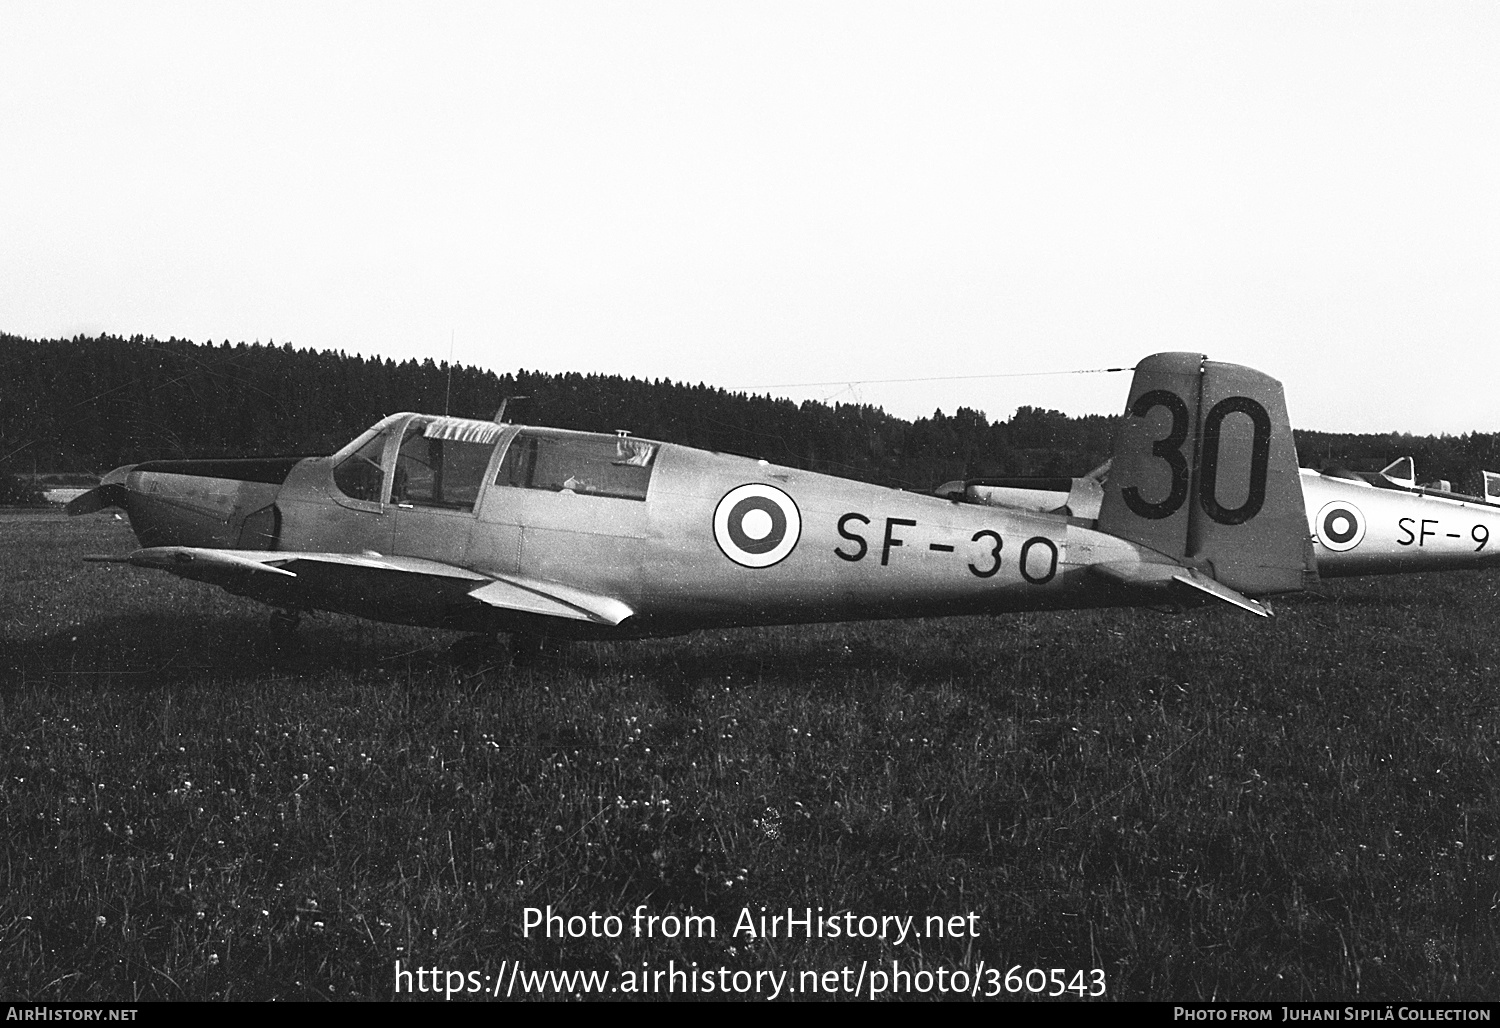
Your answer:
(104, 457), (300, 549)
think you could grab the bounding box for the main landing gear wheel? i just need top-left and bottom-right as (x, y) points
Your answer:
(263, 608), (307, 661)
(510, 634), (565, 668)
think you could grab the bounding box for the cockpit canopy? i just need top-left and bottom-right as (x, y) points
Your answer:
(496, 432), (655, 500)
(331, 414), (658, 510)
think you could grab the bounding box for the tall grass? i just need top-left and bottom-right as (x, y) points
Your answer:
(2, 512), (1498, 1000)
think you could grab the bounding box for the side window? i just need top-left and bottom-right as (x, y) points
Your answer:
(333, 430), (390, 502)
(496, 433), (656, 501)
(393, 419), (497, 511)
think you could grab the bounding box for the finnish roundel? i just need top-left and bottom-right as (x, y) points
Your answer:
(714, 484), (801, 568)
(1316, 500), (1366, 552)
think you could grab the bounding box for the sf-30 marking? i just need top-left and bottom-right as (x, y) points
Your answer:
(834, 513), (1058, 584)
(1396, 518), (1490, 550)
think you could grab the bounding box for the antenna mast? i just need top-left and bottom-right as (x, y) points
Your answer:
(444, 329), (455, 415)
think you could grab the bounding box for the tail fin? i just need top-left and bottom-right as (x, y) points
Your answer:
(1097, 352), (1312, 597)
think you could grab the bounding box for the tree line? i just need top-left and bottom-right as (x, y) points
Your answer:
(4, 334), (1499, 498)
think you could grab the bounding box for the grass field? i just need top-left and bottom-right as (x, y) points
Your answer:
(3, 510), (1499, 1001)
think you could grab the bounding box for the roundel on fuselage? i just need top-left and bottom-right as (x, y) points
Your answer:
(713, 484), (801, 568)
(1316, 500), (1366, 552)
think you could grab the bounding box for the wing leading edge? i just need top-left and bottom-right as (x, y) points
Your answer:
(85, 547), (633, 627)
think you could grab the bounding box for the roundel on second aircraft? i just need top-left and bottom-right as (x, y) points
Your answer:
(713, 484), (801, 568)
(1316, 500), (1366, 552)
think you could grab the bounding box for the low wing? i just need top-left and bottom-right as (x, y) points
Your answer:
(86, 546), (633, 627)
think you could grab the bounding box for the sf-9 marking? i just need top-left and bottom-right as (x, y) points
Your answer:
(1396, 518), (1492, 551)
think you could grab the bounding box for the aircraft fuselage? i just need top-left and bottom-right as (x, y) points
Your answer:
(109, 416), (1175, 637)
(70, 354), (1320, 639)
(1300, 469), (1500, 577)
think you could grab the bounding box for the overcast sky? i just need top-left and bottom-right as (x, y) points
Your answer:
(3, 2), (1496, 434)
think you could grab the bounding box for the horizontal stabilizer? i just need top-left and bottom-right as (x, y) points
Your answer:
(1091, 560), (1270, 617)
(1169, 568), (1271, 618)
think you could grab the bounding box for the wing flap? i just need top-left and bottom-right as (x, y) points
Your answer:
(468, 578), (632, 625)
(276, 551), (488, 580)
